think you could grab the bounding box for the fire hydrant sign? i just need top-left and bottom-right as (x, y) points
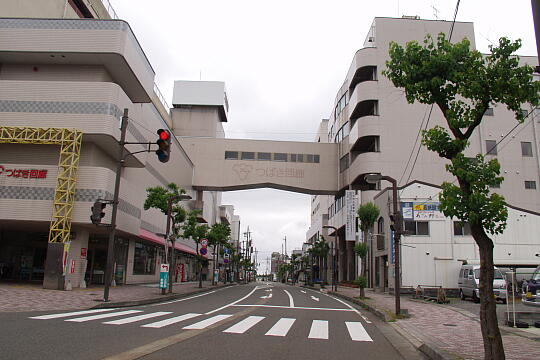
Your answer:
(159, 264), (169, 289)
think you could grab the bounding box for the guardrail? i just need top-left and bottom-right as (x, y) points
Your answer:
(153, 83), (171, 111)
(100, 0), (119, 19)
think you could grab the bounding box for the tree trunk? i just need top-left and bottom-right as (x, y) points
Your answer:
(211, 244), (216, 286)
(471, 223), (505, 360)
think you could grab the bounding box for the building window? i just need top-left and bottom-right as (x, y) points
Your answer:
(305, 154), (314, 163)
(257, 152), (271, 161)
(521, 142), (533, 157)
(377, 217), (385, 234)
(296, 154), (304, 163)
(241, 152), (255, 160)
(274, 153), (287, 162)
(453, 221), (471, 236)
(314, 154), (320, 163)
(484, 107), (494, 116)
(133, 241), (156, 275)
(404, 221), (429, 235)
(525, 181), (537, 190)
(290, 154), (297, 162)
(225, 151), (238, 160)
(486, 140), (497, 155)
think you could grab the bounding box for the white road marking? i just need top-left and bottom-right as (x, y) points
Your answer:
(310, 296), (320, 302)
(149, 289), (219, 306)
(283, 289), (295, 308)
(30, 308), (118, 320)
(205, 286), (260, 315)
(223, 316), (265, 334)
(233, 304), (354, 311)
(300, 290), (306, 294)
(265, 289), (272, 292)
(65, 310), (142, 322)
(142, 313), (200, 328)
(265, 318), (296, 337)
(323, 293), (372, 323)
(182, 314), (232, 330)
(346, 322), (373, 342)
(103, 312), (172, 325)
(260, 293), (273, 299)
(308, 320), (329, 340)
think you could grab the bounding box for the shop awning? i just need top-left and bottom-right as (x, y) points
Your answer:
(138, 228), (206, 258)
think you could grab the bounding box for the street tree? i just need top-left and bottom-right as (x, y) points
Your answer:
(353, 242), (369, 297)
(144, 183), (188, 288)
(308, 235), (330, 284)
(207, 222), (231, 285)
(357, 202), (380, 293)
(182, 210), (209, 288)
(384, 33), (540, 359)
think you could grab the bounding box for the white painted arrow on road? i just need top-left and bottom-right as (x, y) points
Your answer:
(261, 293), (273, 299)
(300, 290), (306, 294)
(310, 296), (319, 302)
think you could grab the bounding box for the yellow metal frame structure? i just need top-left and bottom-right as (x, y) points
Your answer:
(0, 126), (83, 244)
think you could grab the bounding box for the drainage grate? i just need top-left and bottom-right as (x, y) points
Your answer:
(443, 323), (457, 327)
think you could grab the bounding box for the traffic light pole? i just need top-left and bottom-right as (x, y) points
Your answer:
(103, 109), (129, 302)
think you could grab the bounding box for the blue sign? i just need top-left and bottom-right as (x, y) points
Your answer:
(390, 230), (395, 264)
(159, 264), (169, 289)
(199, 247), (207, 255)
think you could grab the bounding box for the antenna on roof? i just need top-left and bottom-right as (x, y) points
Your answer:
(431, 4), (440, 20)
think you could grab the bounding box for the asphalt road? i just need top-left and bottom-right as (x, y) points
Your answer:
(0, 282), (420, 360)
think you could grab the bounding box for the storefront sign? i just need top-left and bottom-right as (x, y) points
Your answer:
(345, 190), (357, 241)
(0, 165), (48, 179)
(70, 260), (76, 274)
(401, 202), (445, 221)
(80, 248), (87, 259)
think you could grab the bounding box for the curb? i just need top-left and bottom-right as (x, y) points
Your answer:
(91, 283), (237, 309)
(315, 288), (461, 360)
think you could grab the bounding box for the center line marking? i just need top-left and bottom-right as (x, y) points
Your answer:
(283, 289), (295, 308)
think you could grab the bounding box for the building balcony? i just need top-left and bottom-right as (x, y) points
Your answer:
(349, 65), (377, 95)
(0, 18), (154, 103)
(348, 116), (381, 146)
(346, 47), (377, 84)
(348, 151), (383, 191)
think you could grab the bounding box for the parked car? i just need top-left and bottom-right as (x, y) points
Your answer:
(458, 264), (507, 303)
(522, 264), (540, 300)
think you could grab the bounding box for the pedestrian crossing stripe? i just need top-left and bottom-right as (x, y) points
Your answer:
(29, 310), (373, 341)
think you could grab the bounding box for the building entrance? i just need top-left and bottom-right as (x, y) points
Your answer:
(0, 230), (48, 283)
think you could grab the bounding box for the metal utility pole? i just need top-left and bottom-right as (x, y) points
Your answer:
(284, 236), (287, 258)
(103, 108), (128, 302)
(532, 1), (540, 69)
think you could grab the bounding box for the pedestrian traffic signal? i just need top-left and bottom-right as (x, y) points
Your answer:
(90, 200), (106, 224)
(389, 212), (402, 232)
(156, 129), (171, 163)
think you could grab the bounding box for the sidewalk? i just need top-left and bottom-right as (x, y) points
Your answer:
(0, 281), (235, 313)
(331, 286), (540, 360)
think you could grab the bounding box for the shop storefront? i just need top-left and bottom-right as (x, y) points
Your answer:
(0, 230), (48, 282)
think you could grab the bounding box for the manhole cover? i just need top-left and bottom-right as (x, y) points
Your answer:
(443, 324), (457, 327)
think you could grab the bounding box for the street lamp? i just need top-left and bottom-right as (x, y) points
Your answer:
(364, 173), (402, 316)
(164, 194), (192, 295)
(323, 225), (339, 292)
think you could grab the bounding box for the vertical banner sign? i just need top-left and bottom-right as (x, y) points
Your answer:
(159, 263), (169, 289)
(62, 242), (71, 275)
(390, 230), (395, 264)
(345, 190), (357, 241)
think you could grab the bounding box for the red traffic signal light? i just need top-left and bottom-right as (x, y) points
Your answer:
(156, 129), (171, 163)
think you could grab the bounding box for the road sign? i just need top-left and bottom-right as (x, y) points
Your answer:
(159, 264), (169, 289)
(224, 258), (229, 264)
(199, 247), (207, 255)
(201, 239), (208, 247)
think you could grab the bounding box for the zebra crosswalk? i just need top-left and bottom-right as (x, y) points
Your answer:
(29, 309), (373, 342)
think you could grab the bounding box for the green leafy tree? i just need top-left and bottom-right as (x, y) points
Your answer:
(144, 183), (188, 291)
(384, 33), (540, 359)
(354, 242), (369, 297)
(207, 222), (231, 285)
(357, 202), (380, 295)
(308, 235), (330, 284)
(182, 210), (209, 288)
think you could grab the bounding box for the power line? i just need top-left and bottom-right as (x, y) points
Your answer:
(399, 0), (461, 186)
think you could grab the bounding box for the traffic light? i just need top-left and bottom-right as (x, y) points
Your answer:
(156, 129), (171, 163)
(90, 200), (106, 224)
(389, 212), (401, 232)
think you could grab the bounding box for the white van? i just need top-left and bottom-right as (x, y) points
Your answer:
(458, 264), (507, 303)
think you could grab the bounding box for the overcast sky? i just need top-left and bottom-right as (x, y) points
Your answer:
(111, 0), (538, 273)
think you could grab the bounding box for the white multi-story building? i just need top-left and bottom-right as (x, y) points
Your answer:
(307, 16), (540, 287)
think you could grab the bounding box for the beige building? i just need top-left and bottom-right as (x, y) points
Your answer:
(0, 0), (240, 289)
(307, 17), (540, 286)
